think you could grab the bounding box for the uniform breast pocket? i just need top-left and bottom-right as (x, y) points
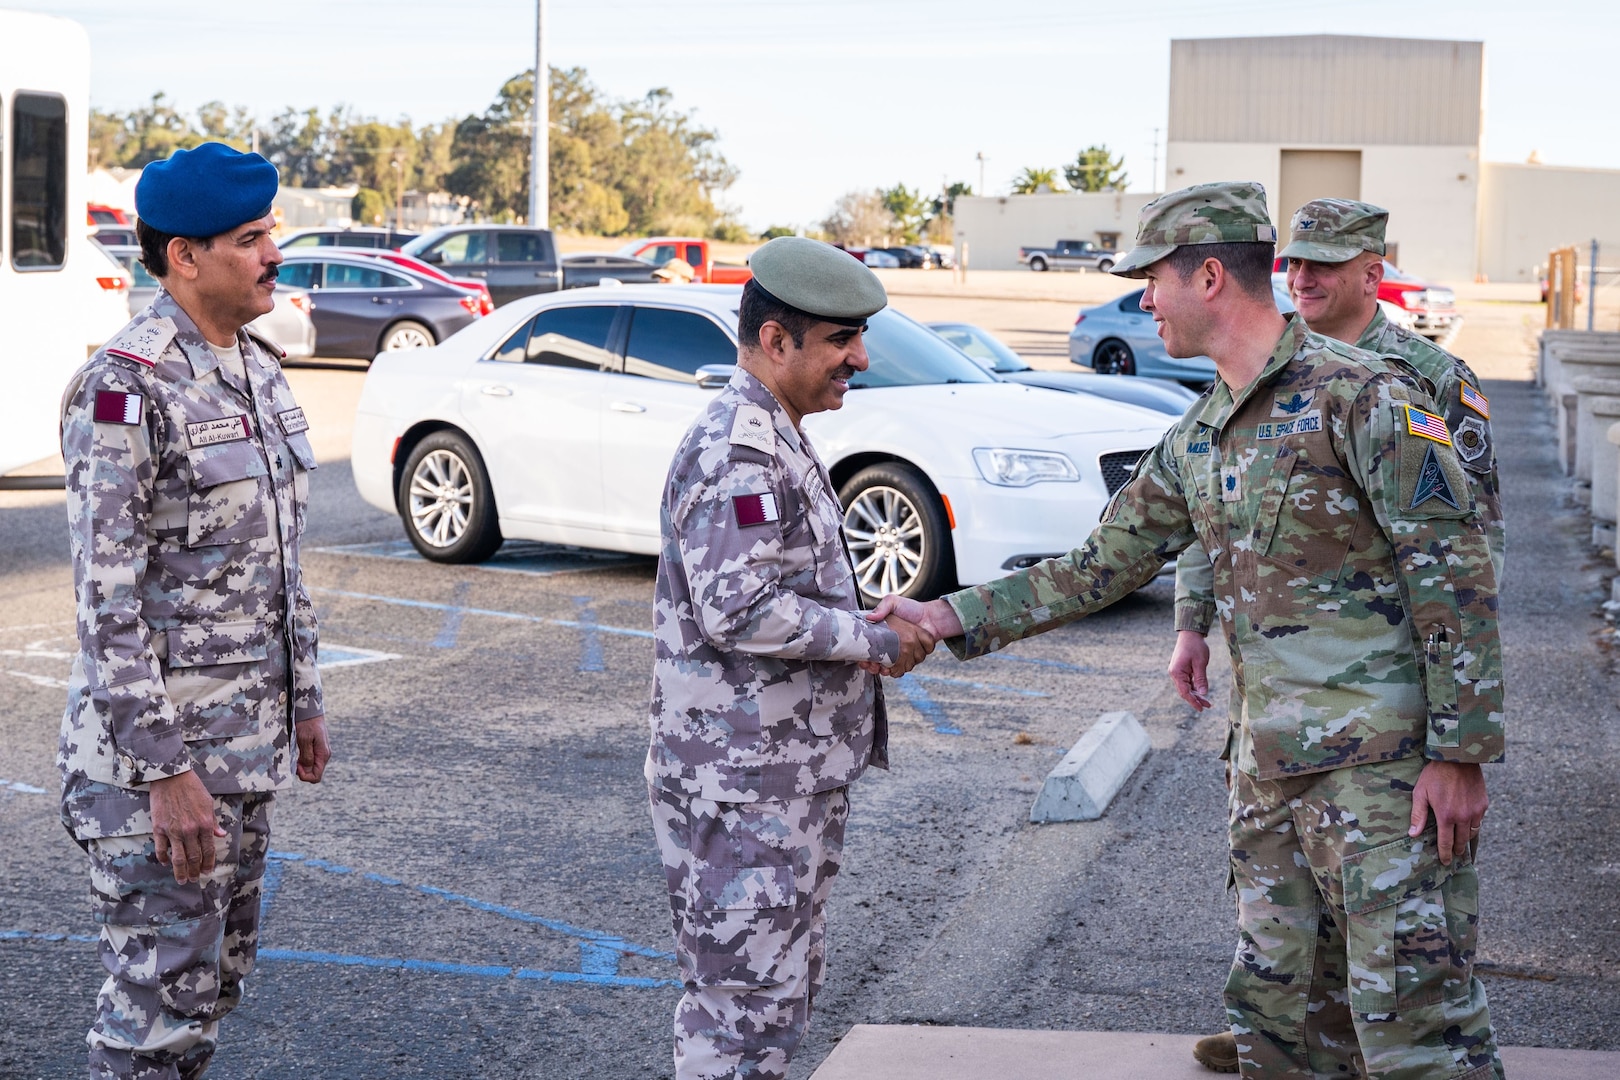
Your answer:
(1256, 446), (1352, 588)
(806, 495), (856, 598)
(186, 443), (270, 547)
(287, 430), (318, 511)
(161, 619), (269, 741)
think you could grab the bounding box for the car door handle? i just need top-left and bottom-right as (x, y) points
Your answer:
(609, 400), (646, 413)
(466, 270), (488, 277)
(481, 385), (513, 397)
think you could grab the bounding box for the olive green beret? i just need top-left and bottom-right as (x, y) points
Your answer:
(749, 236), (887, 326)
(1276, 198), (1388, 263)
(1112, 180), (1278, 278)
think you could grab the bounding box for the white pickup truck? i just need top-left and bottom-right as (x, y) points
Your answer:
(1018, 239), (1118, 273)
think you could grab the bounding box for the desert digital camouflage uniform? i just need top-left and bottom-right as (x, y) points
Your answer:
(941, 313), (1505, 1078)
(60, 288), (322, 1080)
(647, 367), (899, 1080)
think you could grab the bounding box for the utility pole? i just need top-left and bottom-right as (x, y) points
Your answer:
(1151, 127), (1160, 192)
(528, 0), (548, 229)
(975, 151), (985, 195)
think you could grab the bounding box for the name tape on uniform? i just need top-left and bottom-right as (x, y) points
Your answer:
(186, 415), (252, 448)
(1404, 405), (1453, 447)
(93, 390), (143, 426)
(278, 407), (309, 436)
(732, 492), (780, 527)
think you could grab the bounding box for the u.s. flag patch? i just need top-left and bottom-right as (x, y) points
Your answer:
(1460, 383), (1490, 419)
(1405, 405), (1452, 447)
(732, 492), (780, 527)
(93, 390), (143, 425)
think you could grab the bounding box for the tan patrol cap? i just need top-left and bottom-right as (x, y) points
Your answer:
(749, 237), (887, 326)
(1111, 180), (1278, 278)
(1276, 198), (1388, 263)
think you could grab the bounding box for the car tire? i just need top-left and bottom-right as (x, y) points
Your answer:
(838, 462), (954, 604)
(1096, 258), (1114, 273)
(397, 430), (503, 563)
(1028, 255), (1048, 272)
(1092, 339), (1136, 376)
(381, 320), (436, 353)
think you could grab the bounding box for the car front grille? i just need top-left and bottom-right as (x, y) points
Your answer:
(1099, 450), (1146, 494)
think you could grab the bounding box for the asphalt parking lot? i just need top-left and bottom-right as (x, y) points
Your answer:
(2, 289), (1616, 1078)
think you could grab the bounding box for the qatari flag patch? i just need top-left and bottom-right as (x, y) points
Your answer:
(732, 492), (780, 527)
(93, 390), (143, 425)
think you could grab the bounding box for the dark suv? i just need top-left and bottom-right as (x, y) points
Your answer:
(401, 226), (565, 308)
(279, 227), (419, 251)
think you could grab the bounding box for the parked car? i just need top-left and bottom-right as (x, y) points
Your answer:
(279, 226), (418, 251)
(350, 284), (1171, 599)
(1069, 277), (1297, 383)
(927, 322), (1199, 415)
(561, 253), (663, 287)
(319, 245), (494, 315)
(83, 241), (132, 352)
(276, 251), (483, 358)
(1273, 255), (1456, 340)
(401, 225), (567, 308)
(103, 246), (318, 358)
(615, 237), (753, 283)
(876, 246), (932, 269)
(1019, 239), (1118, 273)
(842, 248), (900, 268)
(87, 203), (129, 226)
(91, 225), (138, 248)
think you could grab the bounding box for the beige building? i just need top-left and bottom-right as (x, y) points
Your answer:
(956, 34), (1620, 282)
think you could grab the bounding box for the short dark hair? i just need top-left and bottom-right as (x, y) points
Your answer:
(136, 218), (212, 278)
(1162, 241), (1274, 299)
(737, 278), (819, 350)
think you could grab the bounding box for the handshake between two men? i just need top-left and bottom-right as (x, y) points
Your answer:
(857, 594), (964, 678)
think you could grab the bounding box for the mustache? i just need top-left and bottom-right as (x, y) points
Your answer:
(258, 266), (280, 285)
(833, 366), (855, 380)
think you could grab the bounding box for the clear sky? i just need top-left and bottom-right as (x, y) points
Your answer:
(16, 0), (1620, 230)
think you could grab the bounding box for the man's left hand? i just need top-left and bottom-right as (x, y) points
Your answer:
(1409, 759), (1487, 865)
(295, 715), (331, 783)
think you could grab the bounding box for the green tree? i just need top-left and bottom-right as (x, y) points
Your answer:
(934, 181), (973, 216)
(880, 183), (932, 243)
(1011, 167), (1063, 195)
(351, 188), (388, 226)
(760, 225), (797, 240)
(1063, 145), (1128, 192)
(819, 190), (896, 247)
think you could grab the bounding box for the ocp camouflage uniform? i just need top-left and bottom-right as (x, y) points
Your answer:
(647, 367), (899, 1080)
(942, 316), (1505, 1079)
(60, 289), (322, 1080)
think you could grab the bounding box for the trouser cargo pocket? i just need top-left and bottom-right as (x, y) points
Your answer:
(684, 862), (801, 988)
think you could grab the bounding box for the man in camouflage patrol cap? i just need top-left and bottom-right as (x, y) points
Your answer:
(59, 141), (331, 1080)
(1169, 197), (1506, 1074)
(871, 182), (1507, 1079)
(647, 236), (935, 1079)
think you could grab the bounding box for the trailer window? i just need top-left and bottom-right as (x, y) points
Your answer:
(12, 92), (68, 271)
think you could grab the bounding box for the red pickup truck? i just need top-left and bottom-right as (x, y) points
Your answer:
(1274, 256), (1457, 340)
(616, 237), (752, 284)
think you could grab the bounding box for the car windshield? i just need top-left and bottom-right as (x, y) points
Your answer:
(848, 310), (997, 388)
(930, 324), (1029, 373)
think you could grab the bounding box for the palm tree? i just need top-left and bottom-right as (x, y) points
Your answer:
(1011, 166), (1063, 194)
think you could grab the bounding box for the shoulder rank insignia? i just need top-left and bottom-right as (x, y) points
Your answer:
(1460, 383), (1490, 419)
(732, 492), (780, 527)
(1404, 405), (1452, 446)
(729, 403), (775, 455)
(1411, 444), (1460, 510)
(93, 390), (143, 425)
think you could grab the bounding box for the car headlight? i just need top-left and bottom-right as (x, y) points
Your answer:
(972, 448), (1080, 487)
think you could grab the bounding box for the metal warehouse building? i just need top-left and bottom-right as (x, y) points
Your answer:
(956, 34), (1620, 283)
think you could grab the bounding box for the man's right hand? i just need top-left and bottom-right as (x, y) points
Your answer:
(1169, 629), (1212, 711)
(882, 615), (936, 676)
(150, 771), (225, 885)
(867, 595), (963, 642)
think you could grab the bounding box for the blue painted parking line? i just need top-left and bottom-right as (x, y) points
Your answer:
(896, 674), (962, 735)
(572, 597), (605, 672)
(310, 588), (654, 640)
(0, 778), (47, 794)
(433, 581), (472, 649)
(316, 644), (402, 670)
(912, 674), (1049, 698)
(983, 653), (1095, 673)
(254, 948), (674, 989)
(310, 539), (648, 578)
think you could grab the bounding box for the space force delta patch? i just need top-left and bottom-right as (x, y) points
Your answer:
(732, 492), (781, 527)
(93, 390), (143, 425)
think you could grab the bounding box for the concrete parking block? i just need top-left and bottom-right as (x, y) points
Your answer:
(1029, 710), (1149, 823)
(809, 1024), (1620, 1080)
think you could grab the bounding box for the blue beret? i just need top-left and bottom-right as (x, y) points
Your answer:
(135, 142), (278, 238)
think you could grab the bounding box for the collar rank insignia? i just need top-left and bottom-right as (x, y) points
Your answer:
(1405, 405), (1453, 446)
(1411, 444), (1460, 510)
(93, 390), (143, 425)
(1273, 391), (1312, 417)
(732, 492), (780, 527)
(1460, 383), (1490, 419)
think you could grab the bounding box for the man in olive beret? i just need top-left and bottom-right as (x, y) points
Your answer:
(646, 236), (934, 1079)
(59, 141), (331, 1080)
(872, 182), (1506, 1079)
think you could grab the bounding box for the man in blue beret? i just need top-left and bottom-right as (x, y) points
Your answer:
(58, 141), (332, 1080)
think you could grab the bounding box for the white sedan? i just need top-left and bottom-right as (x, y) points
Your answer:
(350, 284), (1173, 600)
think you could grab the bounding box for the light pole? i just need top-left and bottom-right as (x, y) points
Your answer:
(975, 151), (985, 195)
(528, 0), (548, 229)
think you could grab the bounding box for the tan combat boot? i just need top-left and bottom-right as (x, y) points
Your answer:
(1192, 1030), (1239, 1073)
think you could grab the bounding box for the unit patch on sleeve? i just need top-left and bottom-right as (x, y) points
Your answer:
(1404, 405), (1453, 446)
(278, 407), (309, 436)
(732, 492), (781, 527)
(93, 390), (143, 425)
(185, 415), (252, 448)
(1453, 414), (1490, 466)
(1460, 383), (1490, 419)
(1410, 443), (1460, 510)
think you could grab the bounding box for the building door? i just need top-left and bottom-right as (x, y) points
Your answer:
(1278, 150), (1361, 226)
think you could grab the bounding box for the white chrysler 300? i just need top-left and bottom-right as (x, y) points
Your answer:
(350, 284), (1175, 600)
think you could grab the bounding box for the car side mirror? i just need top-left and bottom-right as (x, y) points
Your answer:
(419, 250), (443, 264)
(696, 364), (735, 389)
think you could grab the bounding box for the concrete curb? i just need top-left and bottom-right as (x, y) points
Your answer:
(1029, 710), (1150, 823)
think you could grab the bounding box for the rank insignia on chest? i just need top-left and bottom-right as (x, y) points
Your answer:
(1404, 405), (1453, 446)
(1220, 465), (1242, 502)
(93, 390), (143, 425)
(1272, 391), (1313, 417)
(1460, 383), (1490, 419)
(1411, 444), (1460, 509)
(732, 492), (781, 527)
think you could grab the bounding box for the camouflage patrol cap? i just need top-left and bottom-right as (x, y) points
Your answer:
(1110, 181), (1278, 278)
(1277, 198), (1388, 263)
(749, 237), (887, 327)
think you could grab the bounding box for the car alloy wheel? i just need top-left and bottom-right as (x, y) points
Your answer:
(1093, 339), (1136, 376)
(397, 431), (503, 563)
(1096, 259), (1114, 273)
(383, 320), (435, 351)
(409, 449), (472, 547)
(1029, 256), (1048, 272)
(839, 462), (954, 603)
